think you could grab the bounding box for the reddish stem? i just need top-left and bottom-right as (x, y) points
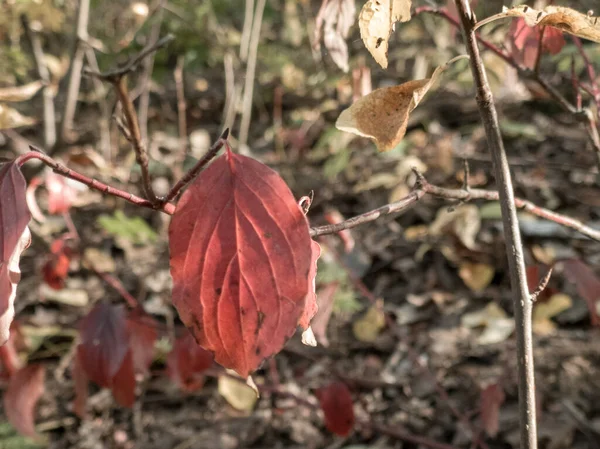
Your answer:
(17, 149), (175, 215)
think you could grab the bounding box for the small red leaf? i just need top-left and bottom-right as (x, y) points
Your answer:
(110, 350), (136, 408)
(167, 331), (214, 392)
(77, 302), (129, 387)
(509, 18), (566, 69)
(127, 309), (157, 375)
(0, 162), (32, 345)
(480, 383), (505, 437)
(316, 381), (355, 436)
(4, 364), (45, 439)
(561, 258), (600, 325)
(42, 239), (73, 290)
(169, 148), (313, 377)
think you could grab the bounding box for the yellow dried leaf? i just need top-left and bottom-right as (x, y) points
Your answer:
(0, 81), (44, 102)
(359, 0), (412, 68)
(352, 300), (385, 342)
(475, 5), (600, 43)
(459, 262), (495, 293)
(532, 293), (572, 336)
(336, 57), (465, 151)
(0, 104), (36, 130)
(218, 372), (259, 412)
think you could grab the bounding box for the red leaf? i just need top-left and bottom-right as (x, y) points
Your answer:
(299, 240), (322, 330)
(42, 239), (73, 290)
(167, 331), (214, 392)
(72, 356), (88, 418)
(316, 381), (355, 436)
(45, 171), (76, 215)
(77, 302), (129, 387)
(480, 383), (505, 438)
(0, 162), (31, 345)
(127, 309), (157, 375)
(110, 350), (136, 408)
(169, 148), (313, 377)
(561, 258), (600, 325)
(509, 18), (565, 69)
(4, 364), (45, 439)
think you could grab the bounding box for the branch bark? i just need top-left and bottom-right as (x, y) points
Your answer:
(454, 2), (537, 449)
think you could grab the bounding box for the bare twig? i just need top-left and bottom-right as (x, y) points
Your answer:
(310, 172), (600, 242)
(22, 16), (56, 148)
(17, 148), (175, 215)
(137, 0), (166, 145)
(61, 0), (91, 144)
(238, 0), (266, 147)
(173, 55), (188, 180)
(161, 128), (230, 204)
(239, 0), (255, 61)
(454, 2), (537, 449)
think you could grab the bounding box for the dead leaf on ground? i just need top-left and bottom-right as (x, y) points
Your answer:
(218, 372), (259, 412)
(459, 262), (495, 292)
(0, 104), (37, 130)
(359, 0), (412, 68)
(429, 204), (481, 250)
(462, 302), (515, 345)
(533, 293), (572, 335)
(475, 5), (600, 43)
(336, 56), (466, 151)
(352, 299), (385, 342)
(0, 81), (44, 102)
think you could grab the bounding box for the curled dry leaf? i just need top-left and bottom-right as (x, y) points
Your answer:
(359, 0), (412, 68)
(318, 0), (356, 72)
(0, 104), (37, 130)
(1, 161), (32, 345)
(316, 381), (355, 436)
(4, 364), (45, 439)
(462, 302), (515, 345)
(169, 146), (313, 377)
(475, 5), (600, 43)
(0, 80), (44, 102)
(300, 240), (322, 340)
(336, 57), (464, 151)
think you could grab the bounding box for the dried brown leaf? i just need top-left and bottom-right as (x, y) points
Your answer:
(475, 5), (600, 43)
(0, 81), (44, 103)
(359, 0), (412, 68)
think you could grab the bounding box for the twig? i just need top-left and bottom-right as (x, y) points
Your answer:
(530, 267), (553, 302)
(161, 128), (230, 204)
(17, 148), (175, 215)
(239, 0), (255, 61)
(60, 0), (91, 145)
(83, 46), (111, 159)
(22, 16), (56, 148)
(238, 0), (266, 147)
(114, 77), (157, 204)
(91, 269), (139, 309)
(310, 173), (600, 242)
(454, 2), (537, 449)
(173, 55), (188, 180)
(137, 0), (166, 145)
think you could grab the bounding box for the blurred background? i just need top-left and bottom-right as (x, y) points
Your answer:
(1, 0), (600, 448)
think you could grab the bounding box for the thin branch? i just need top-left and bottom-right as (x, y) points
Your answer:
(22, 16), (56, 148)
(530, 268), (553, 302)
(239, 0), (266, 147)
(17, 148), (175, 215)
(161, 128), (230, 204)
(173, 55), (188, 180)
(310, 172), (600, 242)
(454, 2), (536, 449)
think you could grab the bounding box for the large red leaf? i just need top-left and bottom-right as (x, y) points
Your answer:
(167, 330), (214, 392)
(316, 381), (355, 436)
(0, 162), (31, 345)
(77, 302), (129, 387)
(169, 148), (312, 377)
(4, 364), (45, 439)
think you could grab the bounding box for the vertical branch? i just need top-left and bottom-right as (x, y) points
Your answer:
(23, 18), (56, 148)
(238, 0), (266, 147)
(239, 0), (255, 61)
(173, 55), (188, 180)
(60, 0), (91, 144)
(453, 2), (537, 449)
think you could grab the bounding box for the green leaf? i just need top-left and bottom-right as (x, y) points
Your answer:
(97, 210), (158, 245)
